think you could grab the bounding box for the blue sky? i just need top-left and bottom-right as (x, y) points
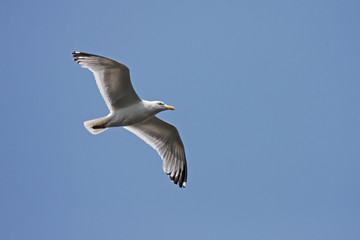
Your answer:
(1, 0), (359, 239)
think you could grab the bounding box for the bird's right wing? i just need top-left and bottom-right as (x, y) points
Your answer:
(124, 116), (187, 188)
(73, 51), (141, 111)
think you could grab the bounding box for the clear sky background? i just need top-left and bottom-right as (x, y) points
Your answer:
(1, 0), (359, 239)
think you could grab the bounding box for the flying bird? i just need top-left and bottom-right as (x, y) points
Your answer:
(72, 51), (187, 188)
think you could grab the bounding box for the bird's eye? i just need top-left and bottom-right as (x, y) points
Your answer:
(158, 102), (164, 105)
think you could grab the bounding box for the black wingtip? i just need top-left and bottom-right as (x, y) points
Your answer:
(72, 51), (90, 64)
(72, 51), (81, 57)
(168, 167), (187, 188)
(72, 51), (100, 58)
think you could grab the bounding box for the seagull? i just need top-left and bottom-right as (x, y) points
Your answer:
(72, 51), (187, 188)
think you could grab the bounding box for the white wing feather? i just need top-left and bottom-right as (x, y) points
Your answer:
(124, 116), (187, 188)
(73, 52), (141, 110)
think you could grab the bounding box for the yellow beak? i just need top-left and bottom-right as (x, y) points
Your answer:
(166, 105), (175, 110)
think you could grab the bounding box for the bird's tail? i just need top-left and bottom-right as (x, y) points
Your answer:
(84, 116), (109, 135)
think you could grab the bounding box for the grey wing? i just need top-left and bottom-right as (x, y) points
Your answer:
(124, 117), (187, 188)
(73, 51), (141, 110)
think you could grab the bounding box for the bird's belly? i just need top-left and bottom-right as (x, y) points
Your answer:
(107, 107), (152, 127)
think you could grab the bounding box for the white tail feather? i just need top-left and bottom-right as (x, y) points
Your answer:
(84, 116), (109, 135)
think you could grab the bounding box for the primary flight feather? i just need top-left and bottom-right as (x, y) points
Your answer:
(72, 51), (187, 188)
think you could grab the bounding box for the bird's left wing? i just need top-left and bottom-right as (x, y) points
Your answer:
(124, 116), (187, 188)
(73, 51), (141, 110)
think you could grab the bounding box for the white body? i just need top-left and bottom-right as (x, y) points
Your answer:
(107, 100), (162, 127)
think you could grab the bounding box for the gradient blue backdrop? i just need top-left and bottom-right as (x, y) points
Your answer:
(1, 1), (359, 239)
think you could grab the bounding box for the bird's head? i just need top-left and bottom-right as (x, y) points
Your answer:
(149, 101), (175, 113)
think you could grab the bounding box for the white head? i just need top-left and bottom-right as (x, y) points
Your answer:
(146, 100), (175, 114)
